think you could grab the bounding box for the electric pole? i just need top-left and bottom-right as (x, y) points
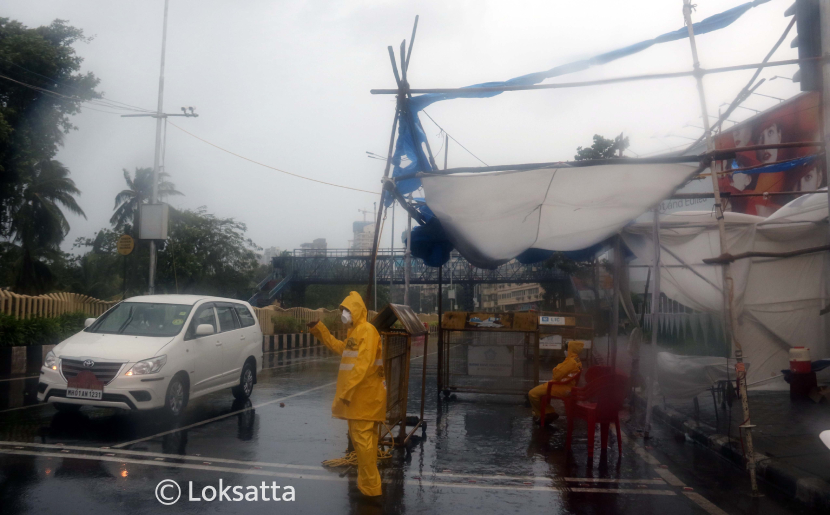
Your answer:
(122, 0), (198, 294)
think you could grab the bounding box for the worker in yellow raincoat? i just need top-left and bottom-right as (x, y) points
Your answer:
(528, 340), (584, 424)
(308, 291), (386, 497)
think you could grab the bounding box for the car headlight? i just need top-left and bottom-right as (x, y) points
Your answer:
(44, 351), (59, 370)
(125, 355), (167, 376)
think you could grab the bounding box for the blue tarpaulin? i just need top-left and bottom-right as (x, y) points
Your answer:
(390, 0), (771, 197)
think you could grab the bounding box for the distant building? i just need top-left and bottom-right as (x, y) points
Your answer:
(260, 246), (281, 265)
(480, 283), (545, 312)
(351, 221), (375, 252)
(300, 238), (327, 256)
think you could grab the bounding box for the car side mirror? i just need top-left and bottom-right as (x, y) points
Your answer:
(195, 324), (215, 337)
(84, 318), (96, 328)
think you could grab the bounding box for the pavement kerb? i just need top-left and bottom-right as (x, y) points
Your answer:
(634, 393), (830, 512)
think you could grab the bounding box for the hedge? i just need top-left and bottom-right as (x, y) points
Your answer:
(0, 312), (88, 347)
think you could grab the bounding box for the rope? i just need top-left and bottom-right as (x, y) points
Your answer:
(321, 422), (395, 468)
(321, 448), (394, 468)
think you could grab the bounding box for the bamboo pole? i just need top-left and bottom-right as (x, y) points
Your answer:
(644, 207), (661, 439)
(682, 0), (758, 494)
(371, 56), (830, 95)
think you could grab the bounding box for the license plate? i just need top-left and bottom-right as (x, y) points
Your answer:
(67, 388), (102, 400)
(66, 370), (104, 400)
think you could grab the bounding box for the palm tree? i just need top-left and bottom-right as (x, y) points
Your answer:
(9, 160), (86, 293)
(110, 167), (183, 232)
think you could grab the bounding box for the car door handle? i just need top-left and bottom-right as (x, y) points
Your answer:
(240, 335), (246, 341)
(215, 341), (223, 346)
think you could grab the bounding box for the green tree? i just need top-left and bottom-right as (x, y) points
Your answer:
(155, 208), (261, 299)
(0, 18), (99, 231)
(65, 208), (264, 300)
(111, 167), (183, 232)
(574, 134), (630, 161)
(9, 160), (85, 293)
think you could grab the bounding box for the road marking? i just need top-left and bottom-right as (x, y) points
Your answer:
(0, 375), (39, 383)
(263, 355), (341, 371)
(112, 380), (337, 448)
(0, 441), (671, 491)
(652, 466), (686, 487)
(0, 441), (324, 471)
(0, 403), (48, 414)
(430, 471), (665, 485)
(683, 492), (730, 515)
(568, 487), (675, 495)
(621, 431), (687, 486)
(0, 448), (341, 482)
(0, 447), (675, 495)
(562, 477), (666, 484)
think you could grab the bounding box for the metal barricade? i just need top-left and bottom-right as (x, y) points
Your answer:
(439, 312), (539, 396)
(372, 304), (428, 445)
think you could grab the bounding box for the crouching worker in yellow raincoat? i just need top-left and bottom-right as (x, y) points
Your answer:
(308, 291), (386, 497)
(527, 340), (584, 424)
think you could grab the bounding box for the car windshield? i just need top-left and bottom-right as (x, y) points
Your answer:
(87, 302), (193, 337)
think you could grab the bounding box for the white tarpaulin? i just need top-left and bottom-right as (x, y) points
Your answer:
(419, 163), (697, 268)
(656, 352), (748, 399)
(622, 191), (830, 384)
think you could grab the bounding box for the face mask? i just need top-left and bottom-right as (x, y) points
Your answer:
(341, 310), (352, 325)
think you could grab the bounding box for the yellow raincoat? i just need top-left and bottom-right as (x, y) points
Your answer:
(310, 291), (386, 496)
(528, 340), (584, 418)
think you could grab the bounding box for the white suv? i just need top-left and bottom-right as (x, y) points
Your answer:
(37, 295), (263, 417)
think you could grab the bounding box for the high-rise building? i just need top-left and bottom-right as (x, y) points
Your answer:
(300, 238), (327, 256)
(351, 221), (375, 252)
(260, 246), (281, 265)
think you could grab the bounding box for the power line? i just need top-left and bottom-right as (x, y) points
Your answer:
(420, 110), (489, 166)
(0, 73), (143, 115)
(167, 121), (381, 195)
(0, 56), (154, 113)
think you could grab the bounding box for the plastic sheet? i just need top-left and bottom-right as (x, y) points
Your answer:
(622, 191), (830, 384)
(419, 163), (696, 268)
(656, 352), (749, 399)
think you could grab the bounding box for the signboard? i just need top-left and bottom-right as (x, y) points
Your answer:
(467, 313), (509, 329)
(117, 234), (135, 256)
(714, 91), (822, 217)
(442, 311), (537, 331)
(468, 346), (513, 377)
(539, 315), (575, 326)
(540, 334), (562, 350)
(139, 203), (169, 240)
(411, 335), (425, 358)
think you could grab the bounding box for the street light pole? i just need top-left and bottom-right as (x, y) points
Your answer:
(148, 0), (170, 295)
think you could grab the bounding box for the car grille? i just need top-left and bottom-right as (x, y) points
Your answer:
(61, 359), (124, 385)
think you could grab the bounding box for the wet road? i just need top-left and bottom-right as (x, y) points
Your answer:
(0, 346), (817, 514)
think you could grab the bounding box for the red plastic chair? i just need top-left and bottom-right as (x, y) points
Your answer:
(564, 373), (629, 458)
(539, 369), (582, 428)
(584, 365), (614, 385)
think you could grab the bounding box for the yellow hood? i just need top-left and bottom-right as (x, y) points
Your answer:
(567, 340), (584, 358)
(340, 291), (368, 326)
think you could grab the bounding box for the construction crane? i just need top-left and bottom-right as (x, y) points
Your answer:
(358, 206), (376, 222)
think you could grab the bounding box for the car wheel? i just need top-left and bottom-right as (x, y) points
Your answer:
(232, 362), (255, 400)
(53, 402), (81, 413)
(164, 375), (188, 417)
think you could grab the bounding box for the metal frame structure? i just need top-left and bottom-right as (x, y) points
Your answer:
(249, 249), (569, 305)
(439, 311), (540, 397)
(372, 304), (429, 446)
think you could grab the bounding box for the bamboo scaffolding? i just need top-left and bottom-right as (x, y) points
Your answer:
(371, 56), (830, 95)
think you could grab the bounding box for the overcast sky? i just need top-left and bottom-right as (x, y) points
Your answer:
(4, 0), (802, 254)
